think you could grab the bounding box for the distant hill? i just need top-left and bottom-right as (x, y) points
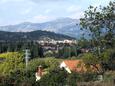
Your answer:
(0, 18), (86, 39)
(0, 30), (75, 41)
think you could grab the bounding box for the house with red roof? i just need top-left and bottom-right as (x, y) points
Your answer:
(60, 60), (100, 73)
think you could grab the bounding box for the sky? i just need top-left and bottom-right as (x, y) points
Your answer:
(0, 0), (114, 26)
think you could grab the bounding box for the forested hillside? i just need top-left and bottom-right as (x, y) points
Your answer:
(0, 30), (75, 41)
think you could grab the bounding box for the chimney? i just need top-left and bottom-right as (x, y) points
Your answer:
(37, 65), (43, 77)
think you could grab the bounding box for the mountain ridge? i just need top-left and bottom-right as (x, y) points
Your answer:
(0, 18), (83, 38)
(0, 30), (75, 41)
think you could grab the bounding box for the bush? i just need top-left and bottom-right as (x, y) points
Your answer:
(0, 52), (24, 76)
(37, 68), (67, 86)
(82, 73), (98, 82)
(67, 72), (98, 84)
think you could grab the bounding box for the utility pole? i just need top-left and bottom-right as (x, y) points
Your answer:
(24, 49), (30, 71)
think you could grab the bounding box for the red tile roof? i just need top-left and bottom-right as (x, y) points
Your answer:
(63, 60), (86, 72)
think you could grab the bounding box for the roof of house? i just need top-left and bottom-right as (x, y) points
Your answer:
(63, 60), (86, 72)
(62, 60), (101, 73)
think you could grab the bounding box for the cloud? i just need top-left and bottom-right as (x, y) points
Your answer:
(32, 15), (55, 23)
(45, 9), (52, 14)
(20, 8), (32, 15)
(0, 0), (24, 3)
(30, 0), (65, 3)
(66, 5), (84, 19)
(92, 0), (114, 7)
(67, 5), (81, 13)
(68, 11), (84, 19)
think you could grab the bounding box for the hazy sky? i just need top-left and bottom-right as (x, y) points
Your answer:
(0, 0), (114, 26)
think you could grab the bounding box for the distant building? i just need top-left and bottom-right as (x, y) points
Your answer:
(80, 48), (90, 53)
(37, 39), (77, 45)
(63, 40), (77, 44)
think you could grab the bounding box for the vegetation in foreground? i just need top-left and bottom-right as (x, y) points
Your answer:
(0, 1), (115, 86)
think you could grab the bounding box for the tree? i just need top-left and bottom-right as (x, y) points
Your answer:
(101, 48), (115, 70)
(0, 52), (24, 76)
(80, 1), (115, 72)
(58, 45), (78, 58)
(38, 68), (67, 86)
(38, 46), (44, 58)
(80, 1), (115, 49)
(82, 53), (102, 73)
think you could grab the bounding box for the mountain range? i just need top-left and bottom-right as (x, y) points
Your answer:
(0, 18), (85, 39)
(0, 30), (75, 41)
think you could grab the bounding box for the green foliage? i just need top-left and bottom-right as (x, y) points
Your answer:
(103, 71), (115, 82)
(28, 58), (62, 72)
(0, 58), (63, 86)
(67, 72), (98, 83)
(77, 38), (91, 48)
(101, 49), (112, 63)
(37, 70), (98, 86)
(101, 48), (115, 70)
(0, 56), (100, 86)
(37, 68), (67, 86)
(27, 58), (46, 73)
(80, 1), (115, 48)
(80, 1), (115, 72)
(44, 50), (54, 57)
(0, 41), (44, 58)
(82, 53), (99, 65)
(0, 52), (24, 76)
(0, 30), (74, 42)
(58, 45), (78, 58)
(67, 72), (78, 86)
(82, 48), (115, 72)
(0, 69), (36, 86)
(81, 52), (102, 73)
(81, 73), (98, 82)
